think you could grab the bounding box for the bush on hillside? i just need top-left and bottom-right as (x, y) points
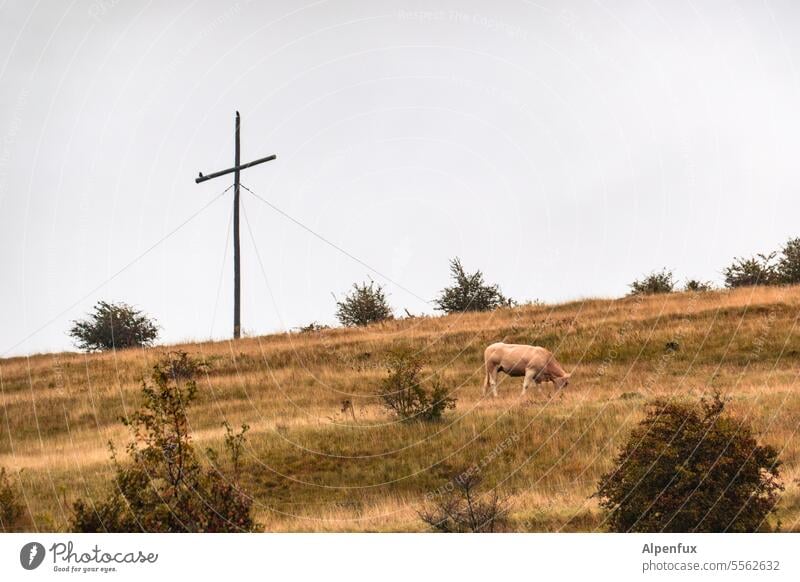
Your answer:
(684, 279), (714, 292)
(434, 257), (513, 314)
(723, 238), (800, 287)
(628, 268), (675, 295)
(594, 392), (782, 532)
(69, 300), (159, 351)
(777, 237), (800, 284)
(295, 321), (330, 333)
(0, 467), (24, 532)
(723, 253), (779, 288)
(71, 351), (258, 532)
(377, 348), (455, 422)
(419, 472), (510, 532)
(335, 280), (393, 327)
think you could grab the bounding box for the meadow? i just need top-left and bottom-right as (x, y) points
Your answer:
(1, 285), (799, 532)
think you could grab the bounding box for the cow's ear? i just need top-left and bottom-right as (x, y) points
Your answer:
(565, 373), (572, 379)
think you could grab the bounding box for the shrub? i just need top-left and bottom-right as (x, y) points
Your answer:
(684, 279), (713, 292)
(0, 467), (24, 532)
(721, 238), (800, 287)
(777, 237), (800, 284)
(434, 257), (512, 313)
(220, 421), (250, 481)
(69, 300), (158, 351)
(723, 253), (779, 288)
(628, 269), (675, 295)
(419, 472), (509, 532)
(377, 348), (455, 422)
(594, 392), (782, 532)
(71, 351), (258, 532)
(295, 322), (330, 333)
(335, 281), (393, 327)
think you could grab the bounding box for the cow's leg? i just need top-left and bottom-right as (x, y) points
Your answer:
(488, 366), (499, 397)
(521, 369), (536, 396)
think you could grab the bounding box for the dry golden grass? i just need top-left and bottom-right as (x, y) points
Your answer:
(1, 285), (799, 532)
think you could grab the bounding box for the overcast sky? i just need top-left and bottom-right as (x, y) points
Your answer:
(1, 0), (799, 356)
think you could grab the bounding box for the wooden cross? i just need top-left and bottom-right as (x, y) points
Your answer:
(196, 111), (277, 339)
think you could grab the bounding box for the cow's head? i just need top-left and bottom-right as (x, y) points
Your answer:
(554, 373), (571, 390)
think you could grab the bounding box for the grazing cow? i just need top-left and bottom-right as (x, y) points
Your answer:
(483, 342), (571, 397)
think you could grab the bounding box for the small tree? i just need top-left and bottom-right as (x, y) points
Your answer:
(0, 467), (24, 532)
(595, 392), (782, 532)
(628, 269), (675, 295)
(434, 257), (512, 314)
(69, 301), (158, 351)
(777, 237), (800, 284)
(72, 351), (258, 532)
(220, 421), (250, 481)
(419, 472), (509, 532)
(377, 348), (455, 422)
(723, 253), (779, 288)
(335, 281), (393, 327)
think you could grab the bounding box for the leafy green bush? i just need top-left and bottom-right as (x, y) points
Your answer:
(434, 258), (512, 313)
(69, 300), (159, 351)
(72, 351), (258, 532)
(628, 269), (675, 295)
(0, 467), (24, 532)
(684, 279), (713, 292)
(377, 348), (455, 422)
(722, 238), (800, 287)
(777, 237), (800, 284)
(723, 253), (779, 288)
(595, 392), (782, 532)
(335, 280), (393, 327)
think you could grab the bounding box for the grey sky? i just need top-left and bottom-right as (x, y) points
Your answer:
(1, 0), (799, 356)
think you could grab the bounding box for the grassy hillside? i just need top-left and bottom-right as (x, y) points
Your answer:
(1, 285), (799, 532)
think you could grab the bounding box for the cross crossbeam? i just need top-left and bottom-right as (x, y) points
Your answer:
(196, 154), (277, 184)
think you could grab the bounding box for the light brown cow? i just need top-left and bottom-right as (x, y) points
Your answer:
(483, 342), (571, 397)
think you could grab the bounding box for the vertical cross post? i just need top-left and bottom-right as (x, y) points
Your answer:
(233, 112), (241, 339)
(195, 112), (277, 340)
